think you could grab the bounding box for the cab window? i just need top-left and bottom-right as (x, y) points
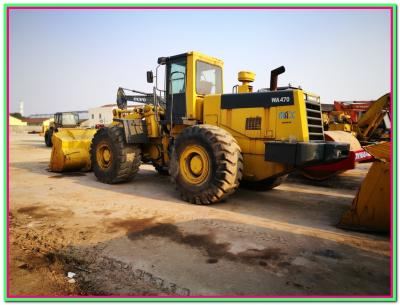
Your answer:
(62, 113), (78, 125)
(196, 61), (222, 95)
(55, 114), (62, 125)
(170, 60), (186, 94)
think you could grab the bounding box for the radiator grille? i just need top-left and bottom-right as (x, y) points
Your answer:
(304, 93), (324, 141)
(245, 117), (261, 130)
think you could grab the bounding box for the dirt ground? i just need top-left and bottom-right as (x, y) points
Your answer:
(8, 132), (391, 297)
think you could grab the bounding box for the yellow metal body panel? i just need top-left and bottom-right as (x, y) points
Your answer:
(275, 90), (309, 142)
(205, 90), (310, 142)
(143, 105), (162, 138)
(113, 106), (166, 166)
(113, 105), (164, 138)
(242, 154), (290, 181)
(185, 52), (224, 121)
(49, 128), (97, 172)
(203, 89), (309, 181)
(237, 84), (253, 93)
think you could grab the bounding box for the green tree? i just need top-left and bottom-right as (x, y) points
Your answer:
(10, 112), (23, 119)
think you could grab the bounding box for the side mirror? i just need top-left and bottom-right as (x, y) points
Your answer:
(147, 71), (154, 83)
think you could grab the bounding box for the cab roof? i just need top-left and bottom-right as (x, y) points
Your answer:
(165, 51), (224, 66)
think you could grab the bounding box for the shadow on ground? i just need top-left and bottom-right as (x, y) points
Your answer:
(10, 210), (391, 296)
(10, 159), (374, 237)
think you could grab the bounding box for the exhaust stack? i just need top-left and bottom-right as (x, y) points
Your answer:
(270, 66), (285, 91)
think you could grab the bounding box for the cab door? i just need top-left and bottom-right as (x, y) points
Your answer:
(165, 56), (187, 125)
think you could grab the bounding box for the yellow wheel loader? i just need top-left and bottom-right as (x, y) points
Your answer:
(44, 112), (80, 147)
(56, 51), (350, 204)
(47, 112), (97, 172)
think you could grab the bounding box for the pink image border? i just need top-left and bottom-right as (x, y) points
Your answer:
(5, 4), (396, 300)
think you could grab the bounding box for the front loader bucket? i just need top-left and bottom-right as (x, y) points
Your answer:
(49, 128), (97, 172)
(338, 142), (390, 233)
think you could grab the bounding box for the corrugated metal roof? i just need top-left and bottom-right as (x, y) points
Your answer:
(21, 117), (49, 124)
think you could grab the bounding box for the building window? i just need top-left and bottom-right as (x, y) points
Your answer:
(99, 113), (102, 119)
(91, 114), (94, 119)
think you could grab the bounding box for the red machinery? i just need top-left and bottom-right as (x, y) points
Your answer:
(302, 94), (390, 180)
(333, 100), (373, 123)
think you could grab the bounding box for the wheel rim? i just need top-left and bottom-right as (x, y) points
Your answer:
(96, 142), (113, 169)
(179, 145), (210, 185)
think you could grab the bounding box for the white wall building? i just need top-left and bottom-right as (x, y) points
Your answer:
(88, 102), (145, 128)
(88, 104), (117, 128)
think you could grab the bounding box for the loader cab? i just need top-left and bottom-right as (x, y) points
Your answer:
(54, 112), (79, 128)
(162, 51), (224, 125)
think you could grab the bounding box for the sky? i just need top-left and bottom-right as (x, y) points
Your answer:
(9, 8), (391, 116)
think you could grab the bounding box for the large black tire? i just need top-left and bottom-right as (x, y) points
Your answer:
(241, 175), (287, 191)
(90, 126), (141, 184)
(169, 124), (243, 205)
(44, 129), (53, 147)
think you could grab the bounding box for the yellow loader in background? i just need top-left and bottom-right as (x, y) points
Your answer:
(323, 93), (390, 144)
(43, 112), (81, 147)
(50, 51), (350, 204)
(47, 112), (97, 172)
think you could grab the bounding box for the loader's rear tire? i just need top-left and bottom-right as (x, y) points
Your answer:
(241, 175), (287, 191)
(45, 129), (53, 147)
(169, 125), (243, 205)
(90, 126), (141, 184)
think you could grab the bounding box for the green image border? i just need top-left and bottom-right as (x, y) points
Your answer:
(3, 2), (397, 302)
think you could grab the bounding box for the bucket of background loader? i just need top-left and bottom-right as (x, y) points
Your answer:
(49, 128), (97, 172)
(338, 142), (390, 233)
